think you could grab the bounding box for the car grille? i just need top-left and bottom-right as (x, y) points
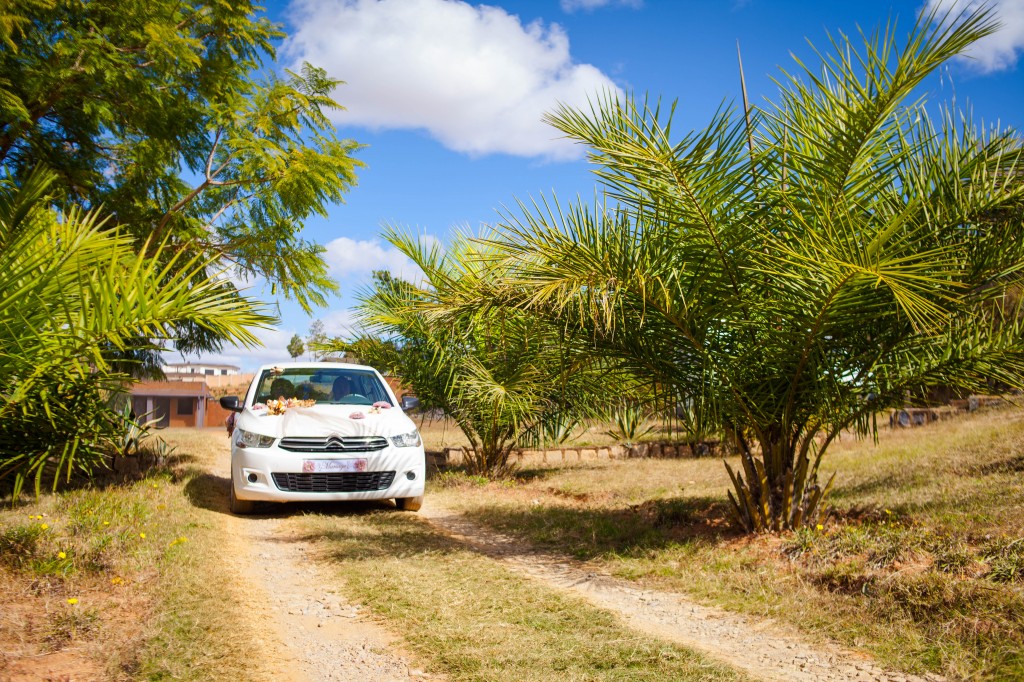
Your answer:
(278, 436), (389, 452)
(271, 471), (396, 493)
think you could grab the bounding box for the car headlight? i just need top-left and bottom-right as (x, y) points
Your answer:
(236, 428), (275, 449)
(390, 430), (422, 448)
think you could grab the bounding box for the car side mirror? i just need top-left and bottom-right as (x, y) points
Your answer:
(220, 395), (243, 413)
(400, 395), (420, 411)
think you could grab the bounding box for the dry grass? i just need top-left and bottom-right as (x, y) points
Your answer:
(416, 414), (688, 451)
(298, 509), (752, 682)
(5, 409), (1018, 680)
(0, 429), (272, 681)
(430, 408), (1024, 681)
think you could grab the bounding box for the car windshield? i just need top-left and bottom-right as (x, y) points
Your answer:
(252, 367), (392, 407)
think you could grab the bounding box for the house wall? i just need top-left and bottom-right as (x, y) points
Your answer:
(132, 395), (203, 428)
(205, 398), (235, 431)
(167, 396), (201, 428)
(384, 376), (410, 401)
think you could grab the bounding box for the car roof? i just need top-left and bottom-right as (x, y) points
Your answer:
(254, 362), (380, 373)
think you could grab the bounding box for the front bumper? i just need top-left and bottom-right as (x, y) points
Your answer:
(231, 443), (426, 503)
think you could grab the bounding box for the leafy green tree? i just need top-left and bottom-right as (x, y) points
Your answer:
(287, 333), (305, 359)
(307, 319), (328, 361)
(0, 0), (364, 350)
(482, 8), (1024, 530)
(337, 237), (623, 476)
(0, 170), (273, 495)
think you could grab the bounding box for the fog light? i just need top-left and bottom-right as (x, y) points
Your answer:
(406, 471), (416, 481)
(247, 473), (258, 483)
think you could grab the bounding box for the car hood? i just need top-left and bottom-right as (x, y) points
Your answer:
(236, 404), (417, 439)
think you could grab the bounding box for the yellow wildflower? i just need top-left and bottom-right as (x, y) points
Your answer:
(816, 524), (824, 531)
(103, 521), (110, 526)
(66, 598), (78, 605)
(58, 551), (66, 559)
(139, 532), (146, 539)
(110, 576), (124, 586)
(40, 523), (48, 530)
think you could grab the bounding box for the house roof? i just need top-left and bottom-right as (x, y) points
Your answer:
(164, 362), (240, 371)
(131, 381), (211, 398)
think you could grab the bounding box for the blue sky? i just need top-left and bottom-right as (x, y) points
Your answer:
(181, 0), (1024, 371)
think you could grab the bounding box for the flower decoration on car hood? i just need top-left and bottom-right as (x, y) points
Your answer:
(264, 397), (316, 415)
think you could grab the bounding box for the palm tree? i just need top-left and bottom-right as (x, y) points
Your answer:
(482, 7), (1024, 530)
(0, 169), (273, 495)
(345, 228), (627, 476)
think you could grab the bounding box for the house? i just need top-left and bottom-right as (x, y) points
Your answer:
(130, 381), (212, 428)
(163, 362), (241, 379)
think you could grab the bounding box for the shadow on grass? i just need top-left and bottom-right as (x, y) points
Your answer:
(830, 469), (924, 501)
(292, 495), (741, 572)
(456, 495), (740, 561)
(317, 515), (463, 563)
(181, 471), (398, 519)
(968, 455), (1024, 476)
(0, 450), (203, 504)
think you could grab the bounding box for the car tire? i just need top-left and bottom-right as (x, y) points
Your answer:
(395, 496), (423, 512)
(229, 480), (257, 515)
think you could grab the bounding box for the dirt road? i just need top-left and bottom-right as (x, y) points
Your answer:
(421, 507), (943, 682)
(203, 447), (438, 682)
(199, 441), (938, 682)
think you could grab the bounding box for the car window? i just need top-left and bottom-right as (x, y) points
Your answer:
(252, 368), (392, 407)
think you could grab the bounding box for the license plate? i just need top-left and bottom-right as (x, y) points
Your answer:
(301, 459), (368, 473)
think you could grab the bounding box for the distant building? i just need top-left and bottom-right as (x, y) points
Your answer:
(164, 362), (241, 380)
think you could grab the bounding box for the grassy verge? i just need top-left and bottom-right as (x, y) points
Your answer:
(0, 431), (269, 681)
(416, 416), (688, 451)
(429, 409), (1024, 681)
(298, 509), (751, 682)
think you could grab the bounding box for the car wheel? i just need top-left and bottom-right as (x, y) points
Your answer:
(395, 496), (423, 512)
(229, 480), (257, 515)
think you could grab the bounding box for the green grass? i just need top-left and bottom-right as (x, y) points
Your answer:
(299, 510), (752, 682)
(429, 408), (1024, 680)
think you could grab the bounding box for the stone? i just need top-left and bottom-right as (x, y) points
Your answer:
(545, 449), (563, 463)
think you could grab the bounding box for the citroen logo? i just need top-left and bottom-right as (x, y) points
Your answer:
(325, 436), (345, 451)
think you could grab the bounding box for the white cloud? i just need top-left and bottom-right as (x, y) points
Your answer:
(283, 0), (621, 159)
(560, 0), (642, 12)
(323, 236), (419, 280)
(323, 309), (363, 337)
(925, 0), (1024, 72)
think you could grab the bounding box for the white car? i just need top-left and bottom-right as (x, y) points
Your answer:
(220, 362), (425, 515)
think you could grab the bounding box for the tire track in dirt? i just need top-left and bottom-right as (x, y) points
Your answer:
(220, 513), (433, 682)
(420, 503), (944, 682)
(201, 443), (436, 682)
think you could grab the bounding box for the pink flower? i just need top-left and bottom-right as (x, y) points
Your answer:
(349, 411), (365, 420)
(372, 401), (392, 409)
